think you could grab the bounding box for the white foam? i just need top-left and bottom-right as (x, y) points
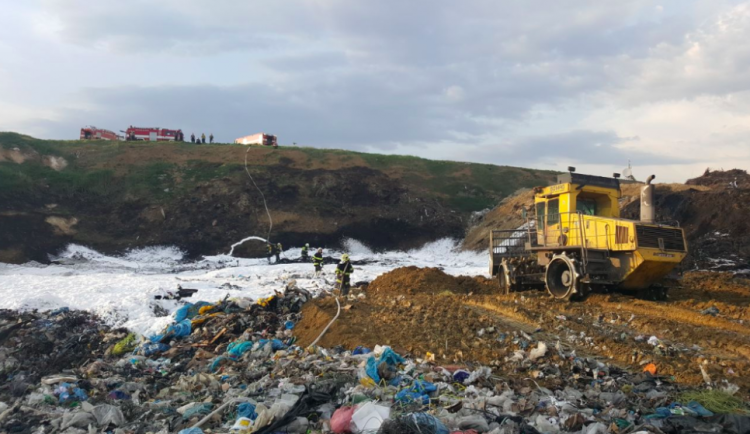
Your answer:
(0, 238), (487, 336)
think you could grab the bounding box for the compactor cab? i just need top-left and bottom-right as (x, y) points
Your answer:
(490, 171), (687, 300)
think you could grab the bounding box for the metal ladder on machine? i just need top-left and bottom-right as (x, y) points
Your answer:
(577, 212), (589, 276)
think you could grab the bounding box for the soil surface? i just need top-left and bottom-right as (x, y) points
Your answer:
(295, 267), (750, 393)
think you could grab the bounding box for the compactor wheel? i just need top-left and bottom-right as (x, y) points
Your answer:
(545, 253), (581, 300)
(498, 260), (516, 295)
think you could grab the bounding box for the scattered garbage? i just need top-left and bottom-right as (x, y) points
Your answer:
(1, 277), (749, 434)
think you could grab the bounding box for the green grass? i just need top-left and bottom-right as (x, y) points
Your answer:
(0, 132), (558, 212)
(679, 390), (750, 415)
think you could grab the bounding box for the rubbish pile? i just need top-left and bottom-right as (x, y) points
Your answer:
(1, 283), (749, 433)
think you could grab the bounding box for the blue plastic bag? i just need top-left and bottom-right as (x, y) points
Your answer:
(396, 389), (429, 405)
(209, 355), (229, 372)
(178, 429), (204, 434)
(411, 380), (436, 394)
(285, 320), (295, 330)
(366, 356), (381, 383)
(687, 401), (714, 417)
(379, 347), (405, 366)
(271, 339), (287, 351)
(166, 319), (192, 338)
(227, 341), (254, 358)
(237, 402), (258, 420)
(453, 370), (470, 383)
(406, 413), (449, 434)
(140, 342), (170, 356)
(174, 301), (212, 321)
(353, 346), (371, 355)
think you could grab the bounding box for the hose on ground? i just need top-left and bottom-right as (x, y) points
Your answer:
(308, 296), (341, 348)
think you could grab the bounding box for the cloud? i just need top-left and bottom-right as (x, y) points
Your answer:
(2, 0), (750, 183)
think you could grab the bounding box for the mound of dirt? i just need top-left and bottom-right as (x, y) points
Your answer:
(294, 293), (513, 362)
(368, 266), (495, 297)
(686, 168), (750, 189)
(295, 269), (750, 390)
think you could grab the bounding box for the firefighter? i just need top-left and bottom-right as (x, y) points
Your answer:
(312, 248), (324, 277)
(275, 242), (282, 262)
(210, 133), (214, 144)
(201, 133), (206, 144)
(301, 243), (309, 260)
(266, 243), (273, 263)
(191, 133), (195, 143)
(335, 253), (353, 295)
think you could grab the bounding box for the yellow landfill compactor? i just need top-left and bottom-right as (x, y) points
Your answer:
(489, 171), (687, 300)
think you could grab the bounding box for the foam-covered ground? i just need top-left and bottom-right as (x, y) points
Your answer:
(0, 238), (486, 336)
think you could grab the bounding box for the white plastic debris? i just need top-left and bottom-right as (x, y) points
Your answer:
(529, 342), (548, 361)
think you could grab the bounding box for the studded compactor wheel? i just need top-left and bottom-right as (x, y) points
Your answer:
(545, 253), (581, 300)
(498, 260), (518, 295)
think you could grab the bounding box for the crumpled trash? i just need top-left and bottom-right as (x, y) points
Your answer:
(92, 404), (125, 427)
(112, 333), (137, 356)
(61, 411), (96, 429)
(352, 346), (371, 355)
(237, 402), (257, 420)
(331, 406), (356, 433)
(700, 306), (720, 316)
(396, 380), (437, 405)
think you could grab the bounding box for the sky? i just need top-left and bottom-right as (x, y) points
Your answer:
(1, 1), (750, 182)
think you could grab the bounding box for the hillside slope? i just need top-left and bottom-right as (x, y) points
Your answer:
(0, 133), (556, 263)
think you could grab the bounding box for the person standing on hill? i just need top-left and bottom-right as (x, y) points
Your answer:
(335, 253), (354, 295)
(312, 248), (324, 277)
(301, 243), (309, 260)
(266, 243), (273, 263)
(210, 133), (214, 144)
(190, 133), (195, 143)
(201, 133), (206, 144)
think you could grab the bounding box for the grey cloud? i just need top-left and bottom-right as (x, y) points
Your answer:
(491, 130), (696, 166)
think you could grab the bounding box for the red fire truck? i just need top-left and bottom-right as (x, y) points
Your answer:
(80, 126), (121, 141)
(124, 126), (184, 142)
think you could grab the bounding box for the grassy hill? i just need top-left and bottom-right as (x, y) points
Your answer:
(0, 132), (557, 263)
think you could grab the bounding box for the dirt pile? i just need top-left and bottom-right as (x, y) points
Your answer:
(687, 168), (750, 189)
(461, 189), (535, 251)
(621, 171), (750, 270)
(368, 266), (495, 297)
(295, 266), (750, 392)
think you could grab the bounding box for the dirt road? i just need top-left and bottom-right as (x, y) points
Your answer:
(295, 268), (750, 392)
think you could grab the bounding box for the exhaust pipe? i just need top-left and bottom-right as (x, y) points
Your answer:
(641, 175), (655, 223)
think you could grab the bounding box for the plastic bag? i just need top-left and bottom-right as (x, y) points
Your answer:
(112, 333), (137, 356)
(92, 404), (126, 427)
(458, 414), (490, 432)
(139, 342), (170, 356)
(366, 356), (381, 383)
(227, 341), (254, 358)
(167, 319), (192, 338)
(331, 406), (356, 434)
(407, 413), (449, 434)
(379, 347), (405, 366)
(237, 402), (258, 420)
